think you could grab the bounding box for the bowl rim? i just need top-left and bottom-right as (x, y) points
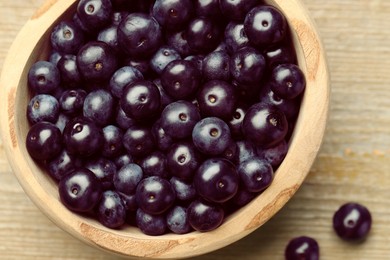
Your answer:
(0, 0), (330, 258)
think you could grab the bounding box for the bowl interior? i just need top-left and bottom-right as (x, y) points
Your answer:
(1, 0), (329, 258)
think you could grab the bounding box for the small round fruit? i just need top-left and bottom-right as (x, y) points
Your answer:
(76, 0), (113, 33)
(58, 168), (103, 213)
(242, 103), (288, 148)
(63, 117), (104, 158)
(123, 125), (155, 157)
(160, 59), (201, 100)
(135, 176), (176, 215)
(194, 158), (239, 203)
(269, 63), (306, 100)
(285, 236), (320, 260)
(238, 157), (274, 193)
(244, 5), (287, 47)
(166, 205), (192, 234)
(160, 100), (201, 139)
(192, 117), (232, 156)
(97, 190), (126, 229)
(83, 89), (115, 126)
(136, 208), (167, 236)
(114, 163), (143, 195)
(197, 80), (236, 120)
(120, 80), (161, 121)
(187, 199), (224, 232)
(117, 13), (162, 59)
(27, 94), (60, 125)
(152, 0), (194, 31)
(28, 61), (61, 94)
(186, 17), (222, 54)
(26, 122), (62, 161)
(76, 41), (118, 82)
(333, 202), (372, 241)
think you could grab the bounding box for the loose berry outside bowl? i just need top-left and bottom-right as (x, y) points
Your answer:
(0, 0), (329, 259)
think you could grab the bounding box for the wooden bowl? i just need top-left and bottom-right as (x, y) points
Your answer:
(0, 0), (329, 258)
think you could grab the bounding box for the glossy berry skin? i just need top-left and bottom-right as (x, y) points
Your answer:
(50, 20), (85, 55)
(136, 208), (167, 236)
(97, 24), (121, 54)
(85, 157), (116, 190)
(63, 117), (104, 158)
(219, 0), (259, 21)
(333, 202), (372, 241)
(160, 100), (201, 139)
(192, 117), (232, 156)
(224, 22), (249, 54)
(120, 80), (161, 121)
(228, 102), (248, 139)
(194, 0), (221, 18)
(202, 51), (230, 81)
(238, 157), (274, 193)
(169, 177), (196, 202)
(186, 17), (222, 54)
(244, 5), (287, 47)
(141, 151), (169, 179)
(264, 43), (297, 69)
(230, 46), (266, 86)
(153, 78), (174, 109)
(123, 125), (155, 158)
(57, 55), (83, 89)
(83, 89), (115, 126)
(197, 80), (236, 120)
(242, 103), (288, 148)
(165, 30), (192, 57)
(194, 158), (239, 203)
(26, 122), (62, 161)
(270, 63), (306, 100)
(58, 168), (103, 213)
(109, 66), (144, 99)
(114, 163), (143, 195)
(236, 140), (258, 164)
(135, 176), (176, 215)
(117, 13), (162, 59)
(115, 105), (136, 130)
(167, 141), (202, 181)
(285, 236), (319, 260)
(28, 61), (60, 95)
(101, 125), (124, 159)
(259, 83), (301, 121)
(152, 0), (194, 32)
(187, 199), (224, 232)
(150, 46), (181, 75)
(151, 119), (174, 151)
(76, 41), (118, 83)
(166, 205), (192, 234)
(160, 60), (201, 100)
(97, 190), (126, 229)
(46, 149), (78, 181)
(76, 0), (113, 33)
(27, 94), (60, 125)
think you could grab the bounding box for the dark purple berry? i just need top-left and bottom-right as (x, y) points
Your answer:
(186, 17), (222, 54)
(242, 103), (288, 148)
(244, 5), (287, 47)
(166, 205), (192, 234)
(333, 202), (372, 242)
(26, 122), (62, 161)
(28, 61), (61, 94)
(238, 157), (274, 193)
(194, 158), (239, 203)
(285, 236), (319, 260)
(269, 63), (306, 100)
(152, 0), (194, 32)
(136, 208), (167, 236)
(120, 80), (161, 121)
(97, 190), (126, 229)
(135, 176), (176, 215)
(114, 163), (143, 195)
(27, 94), (60, 125)
(118, 13), (162, 59)
(58, 168), (103, 212)
(76, 0), (113, 33)
(187, 199), (224, 232)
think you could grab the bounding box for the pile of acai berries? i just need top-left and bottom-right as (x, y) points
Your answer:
(25, 0), (306, 235)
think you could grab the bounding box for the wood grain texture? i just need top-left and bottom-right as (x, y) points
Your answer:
(0, 0), (389, 259)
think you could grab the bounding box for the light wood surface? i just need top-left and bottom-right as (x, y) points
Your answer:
(0, 0), (388, 259)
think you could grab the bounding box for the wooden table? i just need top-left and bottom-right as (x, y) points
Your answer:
(1, 0), (389, 259)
